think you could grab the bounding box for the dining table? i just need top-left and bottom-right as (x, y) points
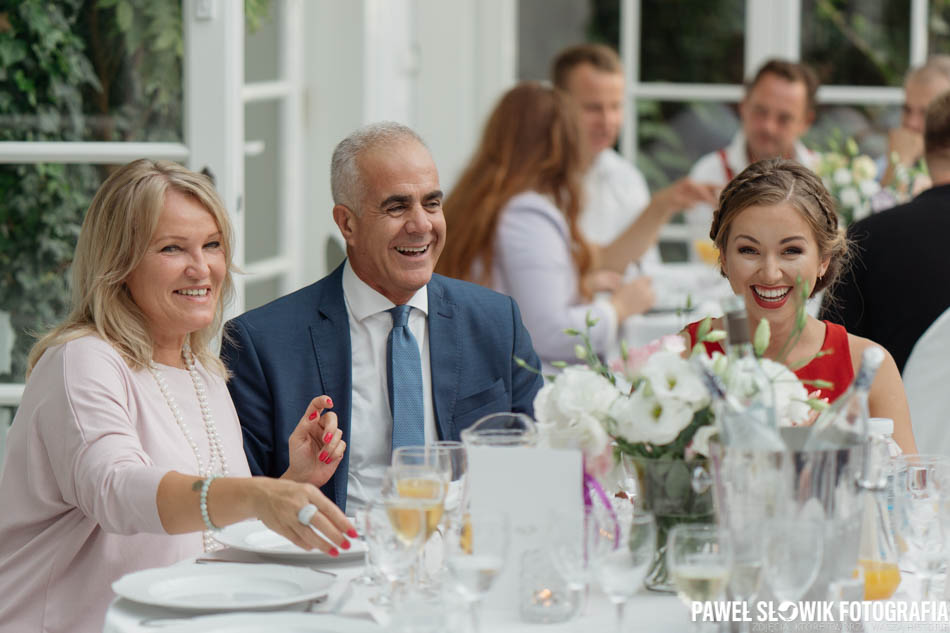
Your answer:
(102, 537), (693, 633)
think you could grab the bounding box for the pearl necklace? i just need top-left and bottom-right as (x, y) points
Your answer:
(149, 344), (229, 551)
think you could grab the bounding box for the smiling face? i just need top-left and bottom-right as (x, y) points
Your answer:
(333, 139), (445, 305)
(720, 202), (829, 322)
(563, 62), (625, 155)
(124, 189), (226, 362)
(740, 73), (813, 162)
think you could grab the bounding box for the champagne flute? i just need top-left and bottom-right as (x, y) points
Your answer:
(445, 513), (509, 633)
(592, 506), (657, 633)
(668, 524), (733, 632)
(763, 518), (824, 603)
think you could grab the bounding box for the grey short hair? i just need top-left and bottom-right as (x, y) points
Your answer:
(330, 122), (427, 210)
(907, 55), (950, 86)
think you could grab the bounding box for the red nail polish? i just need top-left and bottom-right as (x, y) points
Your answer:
(326, 397), (333, 408)
(340, 539), (351, 550)
(328, 548), (339, 558)
(318, 451), (328, 462)
(323, 432), (333, 444)
(308, 411), (318, 421)
(347, 528), (358, 538)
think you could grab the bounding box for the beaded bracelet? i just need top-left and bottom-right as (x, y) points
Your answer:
(200, 474), (222, 531)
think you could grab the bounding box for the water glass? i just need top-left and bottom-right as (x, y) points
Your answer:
(444, 513), (509, 633)
(763, 518), (824, 602)
(592, 507), (657, 633)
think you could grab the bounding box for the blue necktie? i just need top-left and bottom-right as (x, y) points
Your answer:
(387, 305), (424, 450)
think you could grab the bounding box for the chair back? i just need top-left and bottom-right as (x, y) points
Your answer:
(903, 306), (950, 456)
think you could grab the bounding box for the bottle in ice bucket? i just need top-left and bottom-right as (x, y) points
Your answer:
(856, 417), (901, 600)
(802, 346), (885, 451)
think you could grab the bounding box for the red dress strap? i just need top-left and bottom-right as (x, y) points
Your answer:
(685, 320), (726, 356)
(795, 321), (854, 403)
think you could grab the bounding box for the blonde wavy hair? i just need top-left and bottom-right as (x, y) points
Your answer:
(27, 159), (235, 379)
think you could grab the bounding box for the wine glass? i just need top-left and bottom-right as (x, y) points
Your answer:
(762, 518), (824, 602)
(591, 504), (657, 633)
(382, 463), (446, 588)
(362, 500), (426, 605)
(548, 506), (599, 618)
(444, 512), (509, 633)
(667, 524), (733, 632)
(432, 441), (468, 529)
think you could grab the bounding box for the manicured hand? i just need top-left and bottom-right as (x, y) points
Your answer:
(283, 395), (346, 487)
(251, 478), (356, 553)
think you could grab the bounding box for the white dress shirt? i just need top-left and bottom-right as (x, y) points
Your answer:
(686, 131), (817, 252)
(581, 148), (662, 266)
(341, 260), (437, 512)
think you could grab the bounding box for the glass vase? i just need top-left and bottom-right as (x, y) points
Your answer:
(627, 455), (714, 592)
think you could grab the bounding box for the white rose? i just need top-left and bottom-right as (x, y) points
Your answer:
(833, 167), (852, 186)
(639, 351), (710, 412)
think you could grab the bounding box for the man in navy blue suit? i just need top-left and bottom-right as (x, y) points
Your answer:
(222, 122), (544, 511)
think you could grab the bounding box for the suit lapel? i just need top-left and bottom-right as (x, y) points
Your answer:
(308, 263), (352, 507)
(427, 275), (460, 440)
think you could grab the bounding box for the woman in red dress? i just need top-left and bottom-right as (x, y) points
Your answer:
(684, 159), (916, 453)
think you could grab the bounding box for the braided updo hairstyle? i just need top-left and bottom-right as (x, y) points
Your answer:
(709, 158), (849, 296)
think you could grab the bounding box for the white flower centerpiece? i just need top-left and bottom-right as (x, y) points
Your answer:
(528, 311), (823, 590)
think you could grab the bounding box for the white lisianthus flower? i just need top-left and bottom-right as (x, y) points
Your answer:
(689, 424), (720, 458)
(852, 155), (878, 182)
(541, 409), (611, 461)
(639, 351), (710, 412)
(858, 178), (880, 197)
(839, 186), (860, 208)
(833, 167), (852, 186)
(647, 396), (696, 445)
(759, 359), (812, 426)
(608, 389), (694, 446)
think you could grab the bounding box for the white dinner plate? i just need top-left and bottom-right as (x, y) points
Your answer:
(112, 563), (334, 611)
(157, 613), (381, 633)
(214, 520), (367, 562)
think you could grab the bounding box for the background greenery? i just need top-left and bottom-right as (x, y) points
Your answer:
(0, 0), (269, 383)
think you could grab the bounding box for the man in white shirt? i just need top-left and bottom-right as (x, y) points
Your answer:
(551, 44), (718, 270)
(686, 59), (820, 248)
(223, 123), (544, 511)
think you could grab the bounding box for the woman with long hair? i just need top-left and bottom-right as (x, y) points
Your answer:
(438, 82), (657, 364)
(0, 160), (353, 633)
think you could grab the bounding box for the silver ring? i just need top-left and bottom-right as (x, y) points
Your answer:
(297, 503), (318, 525)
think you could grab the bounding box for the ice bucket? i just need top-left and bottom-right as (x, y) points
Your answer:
(708, 426), (868, 600)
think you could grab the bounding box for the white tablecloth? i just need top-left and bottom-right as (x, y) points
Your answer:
(102, 548), (692, 632)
